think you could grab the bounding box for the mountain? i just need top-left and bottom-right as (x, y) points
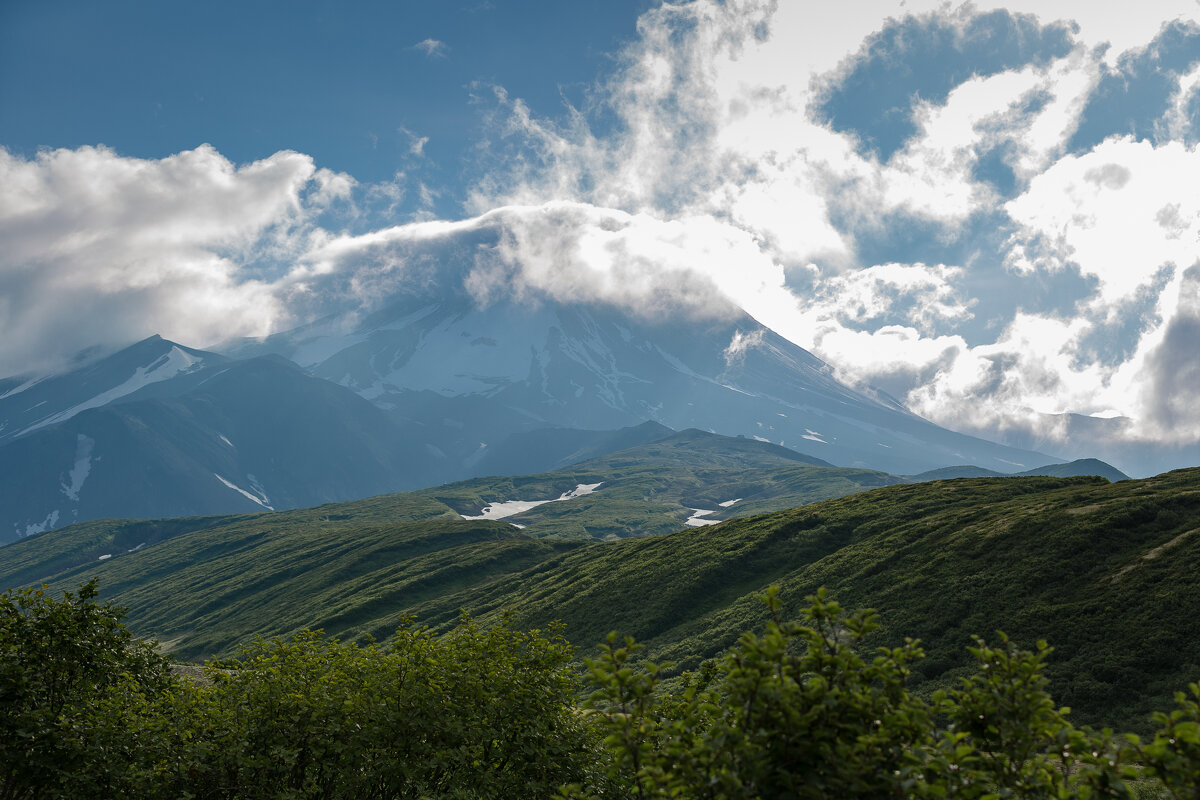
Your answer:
(419, 428), (891, 539)
(465, 420), (673, 477)
(0, 335), (223, 446)
(909, 457), (1130, 482)
(1015, 457), (1130, 482)
(4, 466), (1197, 733)
(0, 351), (453, 543)
(0, 428), (900, 591)
(232, 281), (1058, 476)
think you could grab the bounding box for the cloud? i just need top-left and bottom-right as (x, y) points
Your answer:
(412, 38), (448, 58)
(460, 0), (1200, 453)
(1068, 20), (1200, 152)
(0, 145), (352, 375)
(1140, 263), (1200, 438)
(6, 0), (1200, 462)
(814, 7), (1077, 161)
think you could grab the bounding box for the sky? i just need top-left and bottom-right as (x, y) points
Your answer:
(3, 0), (1200, 458)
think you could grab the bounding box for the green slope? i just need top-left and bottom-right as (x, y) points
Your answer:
(3, 431), (1187, 730)
(0, 429), (898, 658)
(404, 469), (1200, 732)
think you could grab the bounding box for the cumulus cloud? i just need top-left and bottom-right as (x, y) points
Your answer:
(460, 0), (1200, 452)
(0, 145), (352, 375)
(5, 0), (1200, 461)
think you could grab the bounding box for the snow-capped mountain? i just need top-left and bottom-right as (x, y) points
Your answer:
(0, 349), (450, 543)
(238, 286), (1055, 477)
(0, 335), (222, 446)
(0, 270), (1061, 542)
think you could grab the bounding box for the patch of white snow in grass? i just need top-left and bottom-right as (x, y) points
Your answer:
(718, 498), (742, 507)
(461, 483), (603, 521)
(685, 509), (720, 527)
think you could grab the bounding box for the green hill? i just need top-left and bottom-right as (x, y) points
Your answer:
(0, 429), (897, 658)
(2, 436), (1192, 731)
(405, 469), (1200, 732)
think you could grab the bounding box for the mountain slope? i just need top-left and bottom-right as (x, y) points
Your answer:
(0, 335), (223, 445)
(0, 353), (450, 543)
(236, 285), (1057, 475)
(6, 466), (1196, 732)
(407, 468), (1200, 732)
(909, 457), (1130, 482)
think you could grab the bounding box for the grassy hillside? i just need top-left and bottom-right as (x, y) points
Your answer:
(0, 430), (897, 658)
(3, 437), (1191, 731)
(404, 469), (1200, 732)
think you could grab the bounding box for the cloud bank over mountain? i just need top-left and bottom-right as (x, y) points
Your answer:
(2, 1), (1199, 452)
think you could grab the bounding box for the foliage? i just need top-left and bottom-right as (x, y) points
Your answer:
(3, 467), (1198, 734)
(1, 582), (593, 799)
(0, 579), (173, 800)
(565, 589), (1200, 800)
(6, 581), (1200, 798)
(154, 616), (594, 799)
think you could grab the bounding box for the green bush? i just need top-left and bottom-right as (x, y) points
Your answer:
(0, 579), (173, 799)
(5, 582), (1200, 798)
(566, 588), (1200, 799)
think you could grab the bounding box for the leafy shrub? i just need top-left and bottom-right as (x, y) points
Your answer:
(0, 579), (173, 799)
(566, 588), (1200, 799)
(5, 581), (1200, 798)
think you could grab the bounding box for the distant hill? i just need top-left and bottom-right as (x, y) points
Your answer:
(3, 465), (1197, 733)
(0, 428), (900, 608)
(1014, 458), (1130, 482)
(908, 457), (1129, 483)
(465, 420), (674, 477)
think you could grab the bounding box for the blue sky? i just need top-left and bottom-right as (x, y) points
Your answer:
(1, 0), (654, 219)
(3, 0), (1200, 458)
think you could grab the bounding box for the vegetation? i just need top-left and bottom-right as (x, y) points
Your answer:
(6, 582), (1200, 799)
(2, 463), (1195, 732)
(407, 469), (1200, 734)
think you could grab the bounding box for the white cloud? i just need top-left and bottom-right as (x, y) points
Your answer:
(461, 0), (1200, 451)
(0, 145), (352, 375)
(1005, 138), (1200, 302)
(5, 0), (1199, 459)
(412, 38), (448, 58)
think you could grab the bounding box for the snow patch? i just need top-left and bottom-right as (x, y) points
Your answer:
(98, 554), (112, 561)
(127, 542), (146, 553)
(19, 346), (204, 435)
(213, 474), (274, 510)
(718, 498), (742, 507)
(0, 376), (44, 400)
(461, 482), (603, 521)
(685, 508), (720, 527)
(60, 434), (95, 501)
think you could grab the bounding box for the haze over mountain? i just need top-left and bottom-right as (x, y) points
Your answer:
(230, 245), (1059, 477)
(3, 2), (1199, 482)
(0, 278), (1075, 541)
